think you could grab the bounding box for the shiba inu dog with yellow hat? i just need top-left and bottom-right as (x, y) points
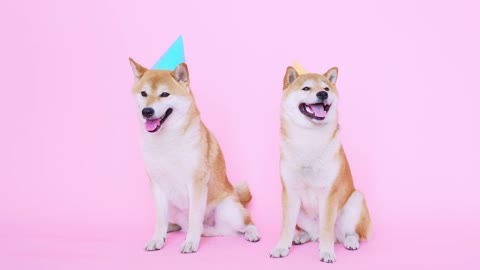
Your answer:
(270, 65), (371, 262)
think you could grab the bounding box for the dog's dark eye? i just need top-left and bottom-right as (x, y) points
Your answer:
(301, 86), (311, 91)
(141, 91), (147, 97)
(324, 87), (330, 91)
(160, 92), (170, 97)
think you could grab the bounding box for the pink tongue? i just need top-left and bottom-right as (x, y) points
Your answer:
(309, 104), (327, 118)
(145, 118), (161, 132)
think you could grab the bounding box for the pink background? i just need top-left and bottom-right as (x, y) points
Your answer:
(1, 0), (479, 269)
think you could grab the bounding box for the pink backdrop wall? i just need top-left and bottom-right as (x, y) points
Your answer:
(1, 0), (479, 269)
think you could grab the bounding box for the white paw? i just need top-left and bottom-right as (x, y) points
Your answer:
(244, 225), (260, 242)
(270, 245), (290, 258)
(293, 231), (310, 245)
(319, 251), (336, 263)
(180, 240), (199, 253)
(343, 234), (359, 250)
(145, 238), (165, 251)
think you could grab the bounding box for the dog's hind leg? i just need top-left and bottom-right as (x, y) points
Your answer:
(168, 223), (181, 232)
(202, 196), (260, 242)
(335, 190), (372, 251)
(294, 210), (318, 245)
(241, 208), (260, 242)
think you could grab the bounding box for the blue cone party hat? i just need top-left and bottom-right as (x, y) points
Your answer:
(151, 35), (185, 70)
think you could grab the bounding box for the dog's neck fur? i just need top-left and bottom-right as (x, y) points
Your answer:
(281, 115), (340, 153)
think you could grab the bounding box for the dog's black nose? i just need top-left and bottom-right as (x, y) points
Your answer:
(316, 91), (328, 100)
(142, 107), (155, 118)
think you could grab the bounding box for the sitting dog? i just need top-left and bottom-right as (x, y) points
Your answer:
(129, 59), (260, 253)
(270, 66), (371, 262)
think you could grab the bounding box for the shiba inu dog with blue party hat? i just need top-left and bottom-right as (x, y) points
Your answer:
(129, 58), (260, 253)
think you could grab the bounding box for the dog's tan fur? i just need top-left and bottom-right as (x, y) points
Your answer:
(271, 66), (371, 262)
(129, 59), (259, 253)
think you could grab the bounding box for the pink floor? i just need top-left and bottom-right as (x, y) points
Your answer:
(2, 217), (477, 269)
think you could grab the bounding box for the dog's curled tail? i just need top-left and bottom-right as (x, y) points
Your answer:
(235, 182), (252, 206)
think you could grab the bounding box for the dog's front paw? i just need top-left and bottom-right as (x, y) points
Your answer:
(270, 245), (290, 258)
(180, 240), (199, 253)
(145, 238), (165, 251)
(319, 251), (336, 263)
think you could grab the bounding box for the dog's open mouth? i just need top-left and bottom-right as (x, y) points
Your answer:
(144, 108), (173, 132)
(299, 102), (331, 120)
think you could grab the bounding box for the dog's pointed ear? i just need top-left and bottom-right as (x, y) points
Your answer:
(171, 63), (190, 86)
(283, 66), (299, 89)
(129, 58), (147, 81)
(324, 67), (338, 85)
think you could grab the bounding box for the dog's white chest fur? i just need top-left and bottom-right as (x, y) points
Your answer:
(281, 126), (341, 212)
(140, 129), (200, 210)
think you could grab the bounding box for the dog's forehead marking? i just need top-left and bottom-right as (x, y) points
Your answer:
(301, 79), (329, 88)
(156, 84), (168, 94)
(142, 82), (168, 95)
